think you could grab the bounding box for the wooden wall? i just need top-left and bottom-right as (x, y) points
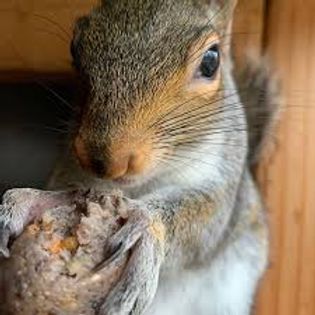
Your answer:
(0, 0), (97, 76)
(1, 1), (315, 314)
(256, 0), (315, 314)
(232, 0), (266, 69)
(0, 0), (264, 75)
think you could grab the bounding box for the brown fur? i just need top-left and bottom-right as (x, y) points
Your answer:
(71, 0), (237, 180)
(0, 1), (279, 314)
(40, 1), (276, 313)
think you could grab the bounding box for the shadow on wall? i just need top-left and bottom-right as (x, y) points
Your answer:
(0, 82), (75, 195)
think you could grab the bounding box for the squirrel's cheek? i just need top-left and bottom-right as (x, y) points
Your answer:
(186, 70), (221, 97)
(74, 136), (91, 171)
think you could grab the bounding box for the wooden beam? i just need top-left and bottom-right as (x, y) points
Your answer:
(232, 0), (266, 69)
(256, 0), (315, 314)
(0, 0), (98, 75)
(0, 0), (264, 77)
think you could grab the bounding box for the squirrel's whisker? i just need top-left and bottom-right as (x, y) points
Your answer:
(36, 81), (74, 112)
(156, 100), (243, 133)
(150, 90), (241, 131)
(33, 13), (72, 40)
(34, 28), (69, 45)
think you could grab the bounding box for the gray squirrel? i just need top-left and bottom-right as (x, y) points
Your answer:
(0, 0), (279, 314)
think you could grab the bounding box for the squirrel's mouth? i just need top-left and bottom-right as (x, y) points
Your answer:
(112, 174), (148, 188)
(113, 177), (135, 186)
(111, 171), (157, 188)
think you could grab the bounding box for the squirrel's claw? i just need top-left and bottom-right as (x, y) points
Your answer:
(0, 189), (39, 258)
(95, 208), (148, 272)
(0, 222), (10, 258)
(0, 188), (75, 258)
(98, 235), (162, 315)
(98, 201), (164, 315)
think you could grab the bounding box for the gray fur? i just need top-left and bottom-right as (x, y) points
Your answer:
(52, 1), (270, 314)
(235, 58), (281, 165)
(0, 1), (277, 314)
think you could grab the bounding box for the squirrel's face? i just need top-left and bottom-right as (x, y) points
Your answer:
(71, 0), (237, 187)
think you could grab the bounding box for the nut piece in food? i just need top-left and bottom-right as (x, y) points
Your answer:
(0, 189), (128, 315)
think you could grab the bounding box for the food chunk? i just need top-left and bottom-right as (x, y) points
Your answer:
(0, 189), (128, 315)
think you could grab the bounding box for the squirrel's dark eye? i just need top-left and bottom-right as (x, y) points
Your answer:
(200, 45), (220, 79)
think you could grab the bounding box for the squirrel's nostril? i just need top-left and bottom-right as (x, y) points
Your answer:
(74, 135), (150, 180)
(103, 155), (130, 180)
(74, 136), (90, 170)
(74, 136), (105, 177)
(91, 158), (105, 177)
(104, 150), (148, 180)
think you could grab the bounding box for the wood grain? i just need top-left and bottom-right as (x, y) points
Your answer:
(232, 0), (266, 69)
(0, 0), (263, 76)
(2, 1), (315, 314)
(0, 0), (98, 74)
(256, 0), (315, 314)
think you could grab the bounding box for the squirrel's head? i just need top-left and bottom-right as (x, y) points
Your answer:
(71, 0), (238, 187)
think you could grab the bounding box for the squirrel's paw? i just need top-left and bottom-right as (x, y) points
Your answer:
(97, 199), (165, 315)
(0, 221), (10, 258)
(0, 188), (70, 258)
(0, 188), (40, 258)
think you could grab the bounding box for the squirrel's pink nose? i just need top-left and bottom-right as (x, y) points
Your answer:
(103, 155), (130, 180)
(74, 136), (151, 180)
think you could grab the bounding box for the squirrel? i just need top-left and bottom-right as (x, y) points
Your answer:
(0, 0), (280, 314)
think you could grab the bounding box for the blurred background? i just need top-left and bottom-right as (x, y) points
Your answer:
(0, 82), (73, 193)
(0, 1), (315, 314)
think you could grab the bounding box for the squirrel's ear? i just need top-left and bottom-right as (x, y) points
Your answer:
(215, 0), (238, 10)
(198, 0), (237, 10)
(209, 0), (238, 56)
(196, 0), (237, 24)
(214, 0), (238, 20)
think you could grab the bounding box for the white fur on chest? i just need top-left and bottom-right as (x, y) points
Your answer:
(146, 235), (264, 315)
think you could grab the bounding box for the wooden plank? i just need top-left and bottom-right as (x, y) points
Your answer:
(232, 0), (266, 69)
(0, 0), (98, 74)
(256, 0), (315, 314)
(0, 0), (263, 76)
